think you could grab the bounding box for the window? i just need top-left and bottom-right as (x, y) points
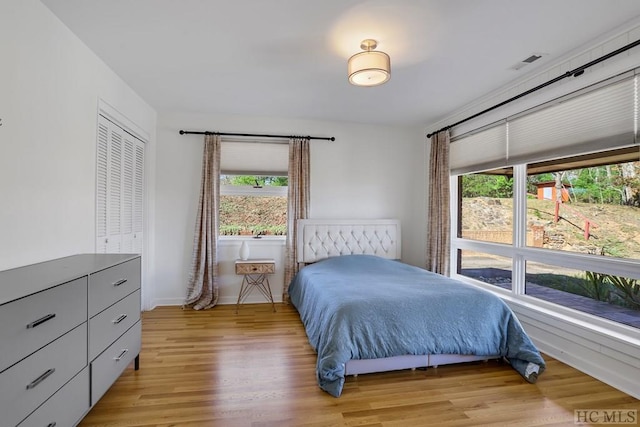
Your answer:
(452, 149), (640, 328)
(458, 169), (514, 244)
(449, 73), (640, 329)
(527, 148), (640, 260)
(220, 175), (287, 237)
(458, 249), (513, 290)
(219, 139), (289, 237)
(525, 261), (639, 327)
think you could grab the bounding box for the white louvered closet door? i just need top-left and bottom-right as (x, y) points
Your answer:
(132, 141), (144, 253)
(96, 114), (144, 254)
(96, 118), (109, 253)
(121, 134), (134, 252)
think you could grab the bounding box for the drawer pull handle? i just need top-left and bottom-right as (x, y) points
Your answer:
(114, 349), (129, 361)
(113, 314), (128, 324)
(26, 368), (55, 390)
(47, 423), (57, 427)
(26, 313), (56, 329)
(113, 278), (128, 287)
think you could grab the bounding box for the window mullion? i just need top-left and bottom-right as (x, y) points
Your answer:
(512, 164), (527, 295)
(449, 175), (460, 272)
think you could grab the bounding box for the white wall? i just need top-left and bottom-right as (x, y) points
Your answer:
(154, 112), (426, 306)
(0, 0), (157, 307)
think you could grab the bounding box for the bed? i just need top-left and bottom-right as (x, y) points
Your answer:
(288, 219), (545, 397)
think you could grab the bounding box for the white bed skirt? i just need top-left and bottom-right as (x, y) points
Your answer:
(345, 354), (501, 376)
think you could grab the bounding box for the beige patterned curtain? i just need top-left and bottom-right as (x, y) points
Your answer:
(283, 138), (310, 303)
(184, 134), (221, 310)
(426, 130), (451, 276)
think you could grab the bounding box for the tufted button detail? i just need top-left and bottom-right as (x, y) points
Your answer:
(301, 222), (399, 263)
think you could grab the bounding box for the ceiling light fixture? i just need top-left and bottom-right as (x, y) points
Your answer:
(348, 39), (390, 87)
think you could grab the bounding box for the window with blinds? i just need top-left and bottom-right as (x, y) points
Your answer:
(96, 114), (145, 253)
(449, 71), (640, 329)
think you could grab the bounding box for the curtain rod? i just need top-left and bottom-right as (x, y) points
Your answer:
(179, 130), (335, 141)
(427, 38), (640, 139)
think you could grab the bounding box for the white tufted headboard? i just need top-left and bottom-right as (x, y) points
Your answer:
(296, 219), (401, 263)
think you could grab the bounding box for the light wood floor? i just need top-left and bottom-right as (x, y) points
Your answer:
(79, 304), (640, 427)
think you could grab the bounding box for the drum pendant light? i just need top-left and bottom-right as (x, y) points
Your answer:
(348, 39), (391, 87)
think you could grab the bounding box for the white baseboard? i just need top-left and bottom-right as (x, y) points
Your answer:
(150, 297), (184, 309)
(150, 296), (282, 309)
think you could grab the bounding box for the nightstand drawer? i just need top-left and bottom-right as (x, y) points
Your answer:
(0, 323), (87, 427)
(17, 367), (89, 427)
(89, 289), (141, 360)
(90, 320), (141, 405)
(0, 277), (87, 373)
(89, 258), (141, 317)
(235, 262), (275, 275)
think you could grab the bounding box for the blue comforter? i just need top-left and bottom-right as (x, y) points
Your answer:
(288, 255), (545, 397)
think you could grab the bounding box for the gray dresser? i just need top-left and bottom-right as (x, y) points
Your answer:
(0, 254), (142, 427)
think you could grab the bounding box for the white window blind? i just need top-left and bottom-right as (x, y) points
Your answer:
(508, 75), (637, 164)
(449, 122), (507, 175)
(96, 114), (145, 254)
(449, 73), (639, 174)
(220, 140), (288, 175)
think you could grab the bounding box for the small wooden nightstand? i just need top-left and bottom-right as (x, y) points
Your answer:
(235, 259), (276, 313)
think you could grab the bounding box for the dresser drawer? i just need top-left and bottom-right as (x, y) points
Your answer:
(91, 320), (141, 405)
(0, 323), (87, 427)
(88, 258), (141, 317)
(0, 278), (87, 373)
(17, 367), (89, 427)
(89, 289), (141, 360)
(235, 261), (275, 275)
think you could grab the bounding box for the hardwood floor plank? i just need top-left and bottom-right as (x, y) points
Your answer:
(79, 304), (640, 426)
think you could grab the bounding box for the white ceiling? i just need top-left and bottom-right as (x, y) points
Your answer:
(40, 0), (640, 127)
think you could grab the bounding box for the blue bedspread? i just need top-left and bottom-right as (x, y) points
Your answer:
(288, 255), (545, 397)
